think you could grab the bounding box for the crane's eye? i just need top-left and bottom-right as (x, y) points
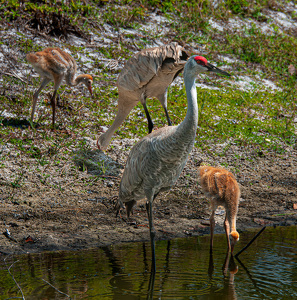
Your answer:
(197, 60), (205, 65)
(194, 56), (207, 66)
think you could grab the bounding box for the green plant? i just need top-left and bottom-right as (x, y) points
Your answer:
(10, 171), (24, 188)
(102, 4), (146, 28)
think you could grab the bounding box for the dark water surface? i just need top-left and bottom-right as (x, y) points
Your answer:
(1, 226), (297, 299)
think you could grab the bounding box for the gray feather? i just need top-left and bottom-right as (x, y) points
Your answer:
(116, 56), (203, 216)
(117, 42), (188, 91)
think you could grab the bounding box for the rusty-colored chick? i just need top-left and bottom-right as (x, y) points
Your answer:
(27, 47), (93, 127)
(199, 166), (240, 253)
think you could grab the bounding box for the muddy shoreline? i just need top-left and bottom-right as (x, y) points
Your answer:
(1, 141), (296, 256)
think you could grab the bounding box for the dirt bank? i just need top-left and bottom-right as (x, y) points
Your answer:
(1, 138), (296, 255)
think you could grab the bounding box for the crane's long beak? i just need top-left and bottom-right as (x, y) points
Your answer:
(206, 63), (231, 77)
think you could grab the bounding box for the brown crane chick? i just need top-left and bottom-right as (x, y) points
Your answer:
(198, 166), (240, 254)
(27, 47), (93, 127)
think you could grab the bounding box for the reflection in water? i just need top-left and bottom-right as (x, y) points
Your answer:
(1, 226), (297, 299)
(103, 245), (141, 300)
(222, 253), (238, 300)
(147, 240), (171, 300)
(236, 255), (259, 290)
(205, 249), (238, 300)
(147, 260), (156, 300)
(105, 240), (171, 300)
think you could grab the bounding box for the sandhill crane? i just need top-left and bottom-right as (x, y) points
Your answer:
(115, 56), (230, 270)
(97, 42), (190, 150)
(198, 166), (240, 254)
(26, 47), (93, 127)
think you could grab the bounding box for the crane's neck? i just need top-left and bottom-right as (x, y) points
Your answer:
(176, 72), (198, 142)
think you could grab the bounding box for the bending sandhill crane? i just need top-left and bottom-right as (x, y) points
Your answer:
(116, 56), (230, 270)
(26, 47), (93, 127)
(198, 166), (240, 254)
(97, 42), (190, 150)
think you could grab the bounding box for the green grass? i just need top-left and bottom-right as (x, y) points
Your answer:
(102, 4), (146, 28)
(223, 26), (297, 80)
(0, 0), (296, 171)
(116, 85), (296, 153)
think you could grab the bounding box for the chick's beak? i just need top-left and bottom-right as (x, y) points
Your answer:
(88, 85), (93, 97)
(206, 63), (231, 77)
(230, 239), (236, 254)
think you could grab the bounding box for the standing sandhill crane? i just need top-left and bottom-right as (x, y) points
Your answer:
(116, 56), (231, 270)
(26, 47), (93, 127)
(97, 42), (190, 150)
(198, 166), (240, 254)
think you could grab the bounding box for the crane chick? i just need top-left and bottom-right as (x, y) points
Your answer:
(27, 47), (93, 127)
(198, 166), (240, 253)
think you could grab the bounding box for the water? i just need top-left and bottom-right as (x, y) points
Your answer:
(1, 226), (297, 299)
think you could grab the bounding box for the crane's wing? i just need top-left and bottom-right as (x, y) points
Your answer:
(53, 48), (77, 72)
(27, 48), (71, 76)
(119, 126), (188, 203)
(119, 137), (150, 202)
(117, 42), (189, 91)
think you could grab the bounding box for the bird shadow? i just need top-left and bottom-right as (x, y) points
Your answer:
(73, 148), (123, 177)
(0, 117), (34, 129)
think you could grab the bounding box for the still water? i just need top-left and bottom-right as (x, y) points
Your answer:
(1, 226), (297, 299)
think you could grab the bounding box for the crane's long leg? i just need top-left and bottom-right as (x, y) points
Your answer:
(145, 193), (156, 273)
(158, 90), (172, 127)
(51, 76), (63, 128)
(208, 247), (214, 279)
(224, 217), (231, 252)
(222, 250), (231, 277)
(210, 210), (215, 252)
(97, 102), (136, 151)
(31, 78), (51, 122)
(163, 107), (172, 126)
(142, 102), (154, 133)
(50, 89), (58, 127)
